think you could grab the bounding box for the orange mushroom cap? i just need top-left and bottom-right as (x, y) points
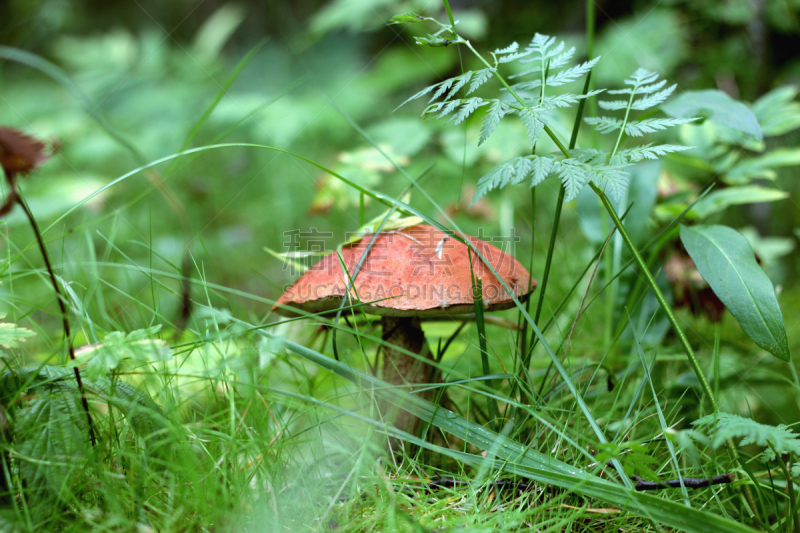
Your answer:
(273, 224), (535, 317)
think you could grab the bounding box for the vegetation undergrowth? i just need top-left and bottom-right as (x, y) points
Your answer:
(1, 1), (799, 531)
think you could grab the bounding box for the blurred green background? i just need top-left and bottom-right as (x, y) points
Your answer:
(1, 0), (799, 420)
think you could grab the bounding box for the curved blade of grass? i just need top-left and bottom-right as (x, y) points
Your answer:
(256, 327), (755, 533)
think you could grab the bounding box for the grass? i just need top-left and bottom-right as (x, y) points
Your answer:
(1, 2), (800, 532)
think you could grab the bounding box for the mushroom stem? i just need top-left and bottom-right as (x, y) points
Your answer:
(381, 316), (438, 439)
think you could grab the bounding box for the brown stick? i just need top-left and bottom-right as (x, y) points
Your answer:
(16, 191), (96, 446)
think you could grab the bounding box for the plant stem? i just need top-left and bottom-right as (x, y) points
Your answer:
(17, 190), (96, 445)
(589, 183), (718, 412)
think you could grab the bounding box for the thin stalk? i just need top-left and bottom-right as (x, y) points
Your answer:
(471, 258), (499, 430)
(17, 190), (96, 445)
(590, 182), (718, 412)
(522, 70), (593, 374)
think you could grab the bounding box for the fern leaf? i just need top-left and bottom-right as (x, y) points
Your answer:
(530, 156), (555, 186)
(570, 148), (609, 165)
(467, 68), (494, 94)
(624, 117), (698, 136)
(636, 79), (669, 94)
(694, 413), (800, 461)
(499, 50), (533, 63)
(589, 164), (631, 202)
(395, 83), (438, 110)
(584, 116), (625, 134)
(444, 71), (474, 101)
(548, 47), (577, 69)
(494, 42), (519, 55)
(472, 157), (528, 202)
(518, 107), (549, 147)
(625, 68), (659, 87)
(618, 144), (691, 162)
(543, 90), (604, 109)
(448, 98), (489, 125)
(435, 99), (462, 119)
(598, 100), (628, 110)
(430, 76), (458, 102)
(631, 84), (677, 110)
(509, 66), (543, 79)
(509, 79), (543, 92)
(479, 100), (510, 145)
(554, 159), (590, 201)
(545, 57), (600, 87)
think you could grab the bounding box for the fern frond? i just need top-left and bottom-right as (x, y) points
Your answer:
(519, 34), (564, 64)
(479, 99), (512, 145)
(448, 98), (490, 125)
(431, 75), (459, 102)
(467, 68), (494, 94)
(499, 50), (534, 63)
(548, 47), (577, 69)
(624, 117), (698, 136)
(508, 79), (542, 92)
(493, 42), (519, 55)
(585, 116), (697, 136)
(589, 164), (631, 202)
(554, 159), (590, 201)
(584, 116), (625, 134)
(472, 155), (557, 203)
(543, 90), (604, 108)
(545, 57), (600, 87)
(631, 84), (677, 110)
(530, 155), (555, 186)
(518, 107), (550, 147)
(509, 65), (543, 79)
(617, 144), (691, 162)
(625, 68), (660, 87)
(694, 413), (800, 461)
(473, 157), (529, 200)
(570, 148), (610, 165)
(598, 100), (628, 110)
(395, 84), (438, 110)
(435, 99), (462, 119)
(443, 71), (474, 101)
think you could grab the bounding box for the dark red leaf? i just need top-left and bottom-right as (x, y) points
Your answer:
(0, 127), (50, 176)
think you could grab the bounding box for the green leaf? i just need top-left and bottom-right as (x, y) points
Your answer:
(16, 385), (88, 503)
(751, 85), (800, 137)
(479, 99), (510, 145)
(415, 34), (457, 48)
(724, 148), (800, 184)
(662, 90), (763, 141)
(692, 186), (789, 219)
(680, 225), (790, 360)
(387, 13), (425, 25)
(693, 413), (800, 461)
(0, 318), (35, 349)
(73, 326), (171, 380)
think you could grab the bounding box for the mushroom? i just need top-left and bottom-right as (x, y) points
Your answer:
(273, 224), (535, 437)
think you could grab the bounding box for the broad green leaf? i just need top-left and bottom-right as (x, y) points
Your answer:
(680, 225), (789, 360)
(692, 186), (788, 219)
(261, 330), (756, 533)
(724, 148), (800, 184)
(662, 90), (763, 141)
(16, 385), (88, 503)
(751, 85), (800, 137)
